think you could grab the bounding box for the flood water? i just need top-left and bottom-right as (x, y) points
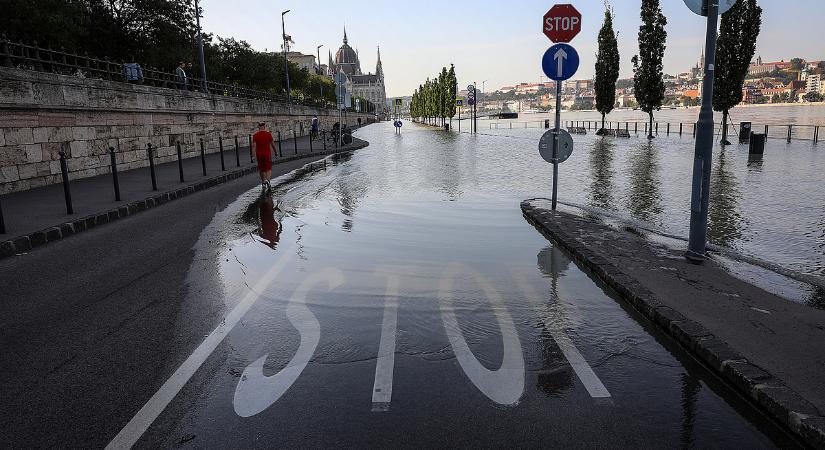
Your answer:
(127, 122), (802, 448)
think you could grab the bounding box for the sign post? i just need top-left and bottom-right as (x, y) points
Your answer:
(456, 97), (464, 132)
(684, 0), (729, 263)
(541, 3), (581, 210)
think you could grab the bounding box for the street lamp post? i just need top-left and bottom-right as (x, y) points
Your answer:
(194, 0), (207, 92)
(317, 44), (324, 101)
(282, 10), (291, 106)
(686, 0), (720, 263)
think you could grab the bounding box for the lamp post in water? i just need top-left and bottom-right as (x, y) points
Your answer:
(685, 0), (733, 263)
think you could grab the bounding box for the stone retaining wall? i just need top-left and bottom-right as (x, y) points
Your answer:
(0, 67), (373, 194)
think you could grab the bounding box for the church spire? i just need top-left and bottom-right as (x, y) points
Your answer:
(328, 49), (334, 75)
(343, 26), (348, 45)
(376, 45), (383, 80)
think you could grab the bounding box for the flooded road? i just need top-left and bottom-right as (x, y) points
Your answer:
(115, 123), (799, 448)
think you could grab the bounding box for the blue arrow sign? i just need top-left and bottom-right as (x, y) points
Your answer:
(542, 43), (579, 81)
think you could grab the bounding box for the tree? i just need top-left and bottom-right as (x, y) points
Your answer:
(790, 57), (805, 71)
(594, 3), (620, 134)
(803, 92), (823, 102)
(713, 0), (762, 144)
(632, 0), (667, 139)
(447, 64), (457, 121)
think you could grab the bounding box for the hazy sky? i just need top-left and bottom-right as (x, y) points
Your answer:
(200, 0), (824, 97)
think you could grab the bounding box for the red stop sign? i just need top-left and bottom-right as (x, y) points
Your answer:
(543, 4), (582, 43)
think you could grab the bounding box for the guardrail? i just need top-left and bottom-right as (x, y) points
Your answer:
(0, 36), (377, 113)
(488, 119), (821, 143)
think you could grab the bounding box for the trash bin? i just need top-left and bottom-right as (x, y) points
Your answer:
(739, 122), (752, 143)
(749, 132), (766, 155)
(544, 119), (550, 129)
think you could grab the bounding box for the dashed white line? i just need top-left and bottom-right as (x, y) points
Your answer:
(371, 269), (401, 411)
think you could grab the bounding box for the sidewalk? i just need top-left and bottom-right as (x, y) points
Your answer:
(521, 199), (825, 449)
(0, 133), (366, 257)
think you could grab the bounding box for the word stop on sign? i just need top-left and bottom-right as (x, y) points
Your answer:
(544, 16), (579, 32)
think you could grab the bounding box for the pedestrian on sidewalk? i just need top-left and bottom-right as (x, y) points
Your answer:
(252, 122), (277, 189)
(123, 57), (143, 84)
(311, 115), (319, 140)
(175, 62), (187, 91)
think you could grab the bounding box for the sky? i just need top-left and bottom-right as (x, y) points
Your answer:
(200, 0), (825, 98)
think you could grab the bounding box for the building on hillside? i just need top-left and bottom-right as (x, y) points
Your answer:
(285, 52), (317, 73)
(807, 74), (822, 93)
(748, 56), (792, 76)
(327, 28), (387, 117)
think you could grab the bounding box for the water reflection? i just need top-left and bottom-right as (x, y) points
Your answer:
(708, 148), (744, 247)
(626, 141), (663, 224)
(589, 138), (616, 209)
(747, 154), (764, 172)
(535, 246), (575, 397)
(679, 373), (701, 449)
(258, 196), (282, 248)
(332, 156), (369, 232)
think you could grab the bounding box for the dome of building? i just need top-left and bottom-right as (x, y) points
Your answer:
(333, 28), (361, 75)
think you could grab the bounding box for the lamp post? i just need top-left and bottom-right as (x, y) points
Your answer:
(317, 44), (324, 101)
(194, 0), (207, 92)
(281, 10), (291, 106)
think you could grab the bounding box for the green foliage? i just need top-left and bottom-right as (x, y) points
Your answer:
(632, 0), (667, 118)
(595, 4), (620, 121)
(410, 65), (458, 122)
(713, 0), (762, 115)
(790, 58), (805, 71)
(803, 92), (824, 102)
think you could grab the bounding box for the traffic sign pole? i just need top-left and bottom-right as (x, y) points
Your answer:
(686, 0), (720, 263)
(552, 80), (561, 210)
(473, 82), (477, 134)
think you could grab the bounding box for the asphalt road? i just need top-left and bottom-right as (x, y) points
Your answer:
(0, 156), (327, 449)
(0, 128), (804, 449)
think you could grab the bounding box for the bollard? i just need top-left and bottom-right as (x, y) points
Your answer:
(323, 131), (327, 150)
(248, 134), (254, 163)
(199, 139), (207, 175)
(58, 148), (74, 214)
(765, 124), (769, 137)
(218, 136), (226, 171)
(277, 131), (282, 157)
(693, 123), (697, 138)
(787, 125), (792, 143)
(815, 126), (819, 144)
(234, 136), (240, 167)
(109, 146), (121, 201)
(309, 131), (313, 153)
(293, 130), (298, 155)
(644, 122), (648, 135)
(679, 123), (683, 136)
(0, 196), (5, 234)
(625, 122), (629, 132)
(635, 122), (638, 134)
(147, 143), (157, 191)
(667, 123), (670, 136)
(655, 122), (659, 135)
(176, 141), (184, 182)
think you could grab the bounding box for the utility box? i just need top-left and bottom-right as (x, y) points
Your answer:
(749, 132), (766, 154)
(739, 122), (752, 143)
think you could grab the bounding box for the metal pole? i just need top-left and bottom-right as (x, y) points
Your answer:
(59, 148), (73, 214)
(0, 196), (5, 234)
(309, 130), (313, 152)
(147, 143), (157, 191)
(473, 82), (477, 134)
(686, 0), (720, 263)
(200, 139), (207, 175)
(552, 81), (561, 210)
(109, 146), (121, 201)
(176, 141), (184, 182)
(234, 136), (240, 167)
(787, 125), (792, 143)
(293, 130), (298, 154)
(282, 10), (291, 106)
(680, 123), (683, 136)
(218, 136), (225, 171)
(323, 131), (327, 150)
(194, 0), (207, 92)
(277, 131), (282, 156)
(249, 134), (254, 163)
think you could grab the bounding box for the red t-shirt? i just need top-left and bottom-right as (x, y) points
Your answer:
(253, 130), (274, 157)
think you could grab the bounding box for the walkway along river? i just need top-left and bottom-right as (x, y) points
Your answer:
(107, 122), (802, 448)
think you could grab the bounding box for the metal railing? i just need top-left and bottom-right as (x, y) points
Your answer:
(487, 119), (822, 143)
(0, 37), (377, 112)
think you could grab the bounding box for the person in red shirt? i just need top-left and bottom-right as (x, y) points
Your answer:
(252, 121), (277, 188)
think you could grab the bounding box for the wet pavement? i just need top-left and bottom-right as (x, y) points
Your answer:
(110, 123), (799, 448)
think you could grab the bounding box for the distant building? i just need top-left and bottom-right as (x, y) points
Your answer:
(327, 28), (387, 117)
(748, 56), (791, 76)
(285, 52), (317, 73)
(807, 74), (822, 93)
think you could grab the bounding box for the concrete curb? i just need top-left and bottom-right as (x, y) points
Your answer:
(0, 141), (367, 260)
(520, 200), (825, 450)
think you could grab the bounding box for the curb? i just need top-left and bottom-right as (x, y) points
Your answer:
(0, 141), (367, 260)
(520, 200), (825, 450)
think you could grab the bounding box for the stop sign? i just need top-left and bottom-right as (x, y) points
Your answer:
(543, 4), (581, 43)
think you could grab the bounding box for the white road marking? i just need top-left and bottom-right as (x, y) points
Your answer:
(439, 263), (525, 405)
(513, 273), (611, 398)
(105, 247), (296, 450)
(371, 269), (401, 411)
(234, 267), (344, 417)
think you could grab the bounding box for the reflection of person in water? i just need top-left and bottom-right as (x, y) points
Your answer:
(258, 197), (281, 248)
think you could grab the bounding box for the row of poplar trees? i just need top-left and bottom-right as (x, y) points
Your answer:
(410, 65), (458, 126)
(594, 0), (762, 142)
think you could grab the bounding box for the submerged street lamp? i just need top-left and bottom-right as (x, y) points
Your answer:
(194, 0), (208, 92)
(282, 10), (291, 106)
